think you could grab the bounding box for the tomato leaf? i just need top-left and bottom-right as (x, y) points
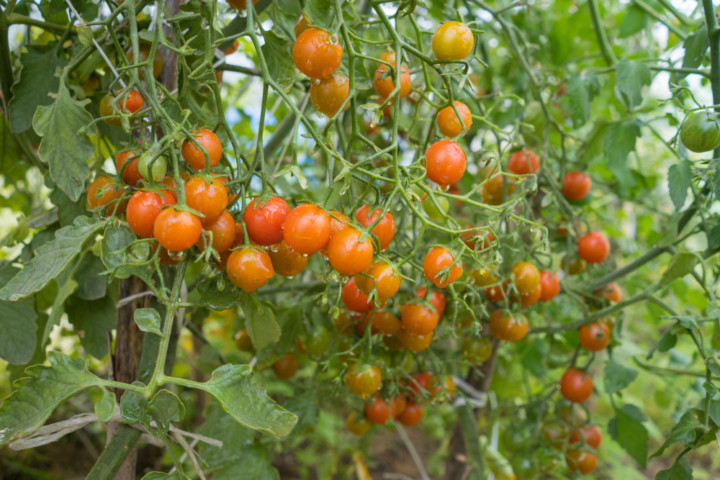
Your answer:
(618, 5), (647, 38)
(559, 75), (598, 128)
(145, 390), (185, 436)
(94, 389), (117, 423)
(615, 59), (652, 109)
(261, 30), (295, 93)
(682, 24), (709, 70)
(239, 292), (281, 350)
(134, 308), (164, 337)
(33, 81), (94, 202)
(651, 410), (703, 459)
(66, 296), (116, 359)
(608, 403), (648, 467)
(0, 352), (103, 446)
(668, 161), (692, 211)
(304, 0), (335, 30)
(0, 299), (37, 365)
(604, 121), (640, 192)
(660, 252), (699, 287)
(0, 217), (105, 302)
(604, 358), (638, 394)
(656, 457), (693, 480)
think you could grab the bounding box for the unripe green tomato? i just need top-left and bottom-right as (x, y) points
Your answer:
(138, 153), (167, 182)
(304, 326), (330, 356)
(536, 447), (561, 474)
(679, 111), (720, 153)
(422, 195), (450, 221)
(461, 337), (492, 364)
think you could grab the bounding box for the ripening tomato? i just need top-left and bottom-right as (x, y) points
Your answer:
(562, 255), (587, 275)
(226, 247), (274, 293)
(198, 210), (237, 253)
(346, 411), (371, 436)
(557, 404), (589, 426)
(578, 321), (611, 352)
(436, 101), (472, 137)
(541, 421), (569, 450)
(520, 285), (542, 307)
(234, 328), (254, 352)
(396, 402), (423, 426)
(294, 14), (310, 37)
(432, 21), (474, 60)
(390, 395), (408, 419)
(342, 277), (372, 312)
(461, 226), (495, 251)
(99, 95), (121, 126)
(310, 74), (350, 116)
(116, 88), (144, 114)
(283, 203), (331, 254)
(115, 149), (143, 187)
(354, 205), (395, 250)
(335, 311), (356, 336)
(461, 336), (493, 364)
(594, 283), (622, 303)
(127, 190), (176, 238)
(153, 207), (202, 251)
(182, 129), (222, 170)
(273, 353), (298, 380)
(397, 327), (433, 352)
(400, 303), (440, 336)
(416, 288), (446, 316)
(560, 368), (594, 403)
(577, 232), (610, 264)
(345, 363), (382, 397)
(507, 149), (540, 175)
(481, 175), (516, 205)
(268, 240), (308, 277)
(185, 176), (228, 223)
(328, 210), (349, 235)
(489, 310), (528, 342)
(327, 227), (374, 275)
(423, 246), (463, 288)
(227, 0), (259, 9)
(569, 424), (602, 449)
(510, 261), (540, 294)
(424, 139), (467, 186)
(365, 396), (390, 425)
(539, 270), (561, 301)
(357, 310), (401, 336)
(243, 196), (290, 246)
(355, 261), (401, 300)
(224, 39), (239, 55)
(373, 64), (411, 99)
(379, 50), (397, 66)
(87, 176), (127, 216)
(565, 449), (598, 475)
(126, 44), (163, 80)
(561, 171), (592, 201)
(292, 28), (342, 79)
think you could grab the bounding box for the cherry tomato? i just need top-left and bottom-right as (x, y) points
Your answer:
(565, 448), (598, 475)
(365, 396), (390, 425)
(461, 226), (495, 251)
(335, 311), (356, 336)
(557, 404), (589, 426)
(327, 227), (374, 275)
(292, 28), (342, 79)
(346, 411), (371, 435)
(355, 261), (401, 300)
(126, 44), (163, 80)
(489, 310), (528, 342)
(562, 255), (587, 275)
(310, 73), (350, 116)
(182, 128), (222, 170)
(541, 421), (569, 450)
(485, 284), (506, 302)
(422, 193), (450, 220)
(226, 247), (274, 292)
(273, 353), (298, 380)
(481, 175), (516, 205)
(294, 14), (310, 37)
(432, 21), (474, 60)
(679, 110), (720, 152)
(397, 327), (433, 352)
(185, 176), (228, 224)
(507, 149), (540, 175)
(396, 402), (423, 426)
(390, 394), (408, 419)
(423, 246), (463, 288)
(127, 190), (176, 238)
(303, 326), (331, 356)
(115, 149), (143, 187)
(424, 139), (467, 186)
(520, 285), (542, 307)
(243, 196), (290, 246)
(510, 261), (540, 294)
(234, 329), (254, 352)
(118, 89), (144, 113)
(577, 232), (610, 264)
(569, 424), (602, 449)
(87, 176), (127, 216)
(99, 95), (121, 126)
(357, 310), (401, 336)
(329, 210), (349, 235)
(283, 203), (331, 254)
(578, 321), (611, 352)
(342, 277), (372, 312)
(198, 210), (237, 253)
(345, 363), (382, 397)
(416, 287), (446, 316)
(560, 367), (594, 403)
(461, 336), (493, 363)
(561, 171), (591, 201)
(539, 270), (561, 301)
(594, 283), (622, 303)
(227, 0), (259, 9)
(354, 205), (395, 250)
(224, 39), (240, 55)
(373, 64), (411, 99)
(153, 207), (202, 251)
(400, 303), (440, 335)
(268, 240), (308, 277)
(436, 101), (472, 137)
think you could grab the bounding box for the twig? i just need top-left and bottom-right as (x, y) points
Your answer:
(396, 425), (431, 480)
(116, 290), (156, 308)
(172, 430), (207, 480)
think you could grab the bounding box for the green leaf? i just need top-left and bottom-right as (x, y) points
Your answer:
(261, 30), (295, 92)
(74, 253), (108, 300)
(0, 112), (21, 171)
(656, 457), (693, 480)
(608, 404), (648, 467)
(604, 121), (640, 191)
(94, 389), (117, 423)
(604, 358), (639, 394)
(119, 386), (148, 425)
(9, 48), (65, 134)
(0, 352), (103, 446)
(707, 224), (720, 250)
(683, 24), (709, 70)
(0, 299), (38, 365)
(304, 0), (335, 30)
(134, 308), (163, 337)
(560, 76), (598, 128)
(194, 364), (297, 438)
(145, 390), (185, 436)
(660, 252), (699, 287)
(66, 296), (117, 359)
(618, 5), (647, 38)
(142, 472), (185, 480)
(652, 410), (703, 459)
(615, 59), (652, 109)
(100, 226), (153, 281)
(668, 161), (692, 211)
(239, 292), (281, 350)
(196, 277), (238, 310)
(0, 217), (104, 301)
(33, 81), (94, 202)
(42, 276), (78, 347)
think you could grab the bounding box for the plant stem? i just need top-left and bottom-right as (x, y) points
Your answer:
(588, 0), (616, 66)
(85, 425), (142, 480)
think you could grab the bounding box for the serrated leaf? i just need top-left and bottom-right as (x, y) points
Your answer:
(604, 121), (639, 191)
(146, 390), (185, 436)
(0, 217), (105, 301)
(119, 386), (148, 425)
(652, 410), (703, 459)
(615, 59), (652, 109)
(660, 252), (698, 287)
(560, 76), (597, 128)
(239, 292), (281, 350)
(33, 81), (94, 201)
(618, 5), (647, 38)
(94, 389), (117, 422)
(668, 161), (692, 211)
(74, 253), (107, 300)
(304, 0), (334, 30)
(100, 226), (153, 281)
(193, 364), (297, 439)
(0, 299), (38, 365)
(134, 308), (163, 337)
(0, 352), (103, 446)
(608, 404), (648, 467)
(261, 30), (295, 92)
(604, 358), (639, 394)
(656, 457), (693, 480)
(66, 296), (116, 359)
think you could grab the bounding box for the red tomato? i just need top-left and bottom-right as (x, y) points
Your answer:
(267, 240), (307, 277)
(539, 270), (561, 301)
(198, 210), (237, 253)
(436, 101), (472, 137)
(423, 246), (463, 288)
(594, 283), (622, 303)
(342, 278), (372, 312)
(507, 149), (540, 175)
(243, 196), (290, 246)
(565, 448), (598, 475)
(560, 367), (594, 403)
(355, 261), (401, 300)
(115, 149), (143, 187)
(577, 232), (610, 264)
(153, 207), (202, 251)
(226, 247), (274, 292)
(354, 205), (395, 251)
(182, 128), (222, 170)
(578, 321), (611, 352)
(292, 28), (342, 79)
(569, 424), (602, 449)
(396, 402), (423, 426)
(118, 88), (144, 113)
(283, 203), (331, 254)
(424, 139), (467, 186)
(185, 176), (228, 223)
(488, 310), (528, 342)
(400, 303), (440, 335)
(365, 396), (390, 425)
(127, 190), (176, 238)
(345, 363), (382, 397)
(273, 353), (298, 380)
(561, 171), (592, 201)
(87, 176), (127, 216)
(373, 64), (411, 99)
(397, 328), (433, 352)
(416, 288), (446, 316)
(327, 227), (374, 275)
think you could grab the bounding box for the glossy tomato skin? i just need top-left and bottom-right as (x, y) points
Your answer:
(461, 226), (495, 251)
(423, 246), (463, 288)
(182, 129), (222, 170)
(519, 285), (542, 307)
(561, 171), (592, 201)
(397, 327), (433, 352)
(327, 227), (374, 275)
(365, 396), (390, 425)
(198, 210), (237, 253)
(507, 149), (540, 175)
(342, 277), (373, 312)
(234, 329), (254, 352)
(226, 247), (274, 292)
(489, 310), (528, 342)
(354, 205), (395, 251)
(357, 310), (401, 336)
(437, 101), (472, 137)
(115, 149), (143, 187)
(416, 288), (446, 316)
(461, 336), (493, 363)
(355, 261), (401, 300)
(283, 203), (331, 254)
(539, 270), (561, 301)
(679, 111), (720, 152)
(594, 283), (622, 303)
(578, 321), (611, 352)
(569, 424), (602, 449)
(432, 21), (474, 60)
(482, 175), (515, 205)
(565, 449), (598, 475)
(294, 14), (310, 37)
(560, 367), (594, 403)
(396, 402), (423, 426)
(99, 95), (121, 126)
(346, 411), (371, 435)
(292, 28), (342, 79)
(118, 89), (144, 113)
(127, 190), (176, 238)
(577, 232), (610, 264)
(400, 303), (440, 335)
(87, 176), (127, 216)
(267, 240), (307, 277)
(153, 207), (202, 251)
(273, 353), (298, 380)
(424, 139), (467, 186)
(373, 64), (411, 99)
(345, 363), (382, 397)
(310, 73), (350, 116)
(510, 261), (540, 294)
(185, 176), (228, 223)
(562, 255), (587, 275)
(243, 196), (290, 246)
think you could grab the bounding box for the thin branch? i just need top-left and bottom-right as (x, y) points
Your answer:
(396, 425), (431, 480)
